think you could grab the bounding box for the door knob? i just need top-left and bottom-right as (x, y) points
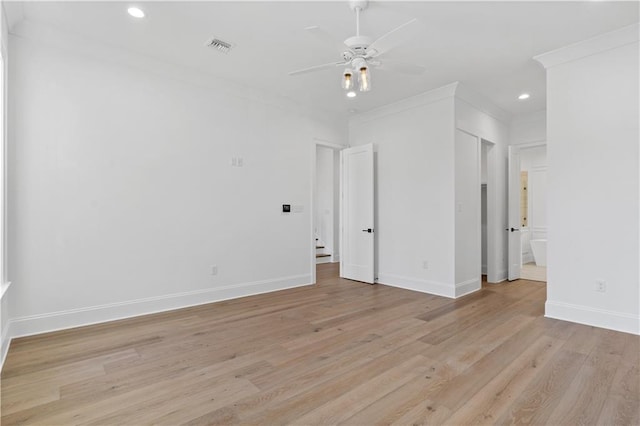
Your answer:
(362, 228), (373, 233)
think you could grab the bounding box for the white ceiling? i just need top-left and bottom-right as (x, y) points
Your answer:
(7, 1), (639, 117)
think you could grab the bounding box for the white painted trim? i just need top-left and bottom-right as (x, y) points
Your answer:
(0, 280), (9, 300)
(511, 141), (547, 150)
(9, 274), (312, 339)
(455, 278), (481, 298)
(534, 23), (640, 69)
(545, 300), (640, 336)
(377, 273), (455, 299)
(1, 320), (10, 371)
(313, 138), (345, 150)
(350, 82), (459, 125)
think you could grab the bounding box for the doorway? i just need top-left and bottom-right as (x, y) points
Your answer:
(480, 142), (489, 280)
(519, 144), (547, 282)
(479, 139), (497, 284)
(311, 140), (342, 284)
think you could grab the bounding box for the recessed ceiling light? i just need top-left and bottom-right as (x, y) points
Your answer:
(518, 93), (531, 100)
(127, 7), (145, 18)
(346, 91), (357, 98)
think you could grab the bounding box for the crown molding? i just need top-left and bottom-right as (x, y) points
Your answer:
(534, 23), (639, 69)
(350, 82), (458, 125)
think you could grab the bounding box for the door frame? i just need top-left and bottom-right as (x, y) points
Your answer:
(310, 138), (344, 285)
(507, 141), (547, 281)
(480, 138), (497, 283)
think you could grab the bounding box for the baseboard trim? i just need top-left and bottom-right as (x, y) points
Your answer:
(489, 268), (508, 284)
(8, 274), (312, 340)
(1, 322), (11, 372)
(377, 273), (455, 298)
(455, 278), (481, 298)
(545, 300), (640, 335)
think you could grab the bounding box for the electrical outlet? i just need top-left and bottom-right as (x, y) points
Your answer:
(211, 265), (218, 276)
(423, 261), (429, 270)
(595, 280), (606, 293)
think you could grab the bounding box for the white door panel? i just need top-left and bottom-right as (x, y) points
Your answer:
(340, 144), (374, 283)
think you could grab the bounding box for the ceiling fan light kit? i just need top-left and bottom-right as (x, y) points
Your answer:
(342, 69), (354, 90)
(288, 0), (425, 95)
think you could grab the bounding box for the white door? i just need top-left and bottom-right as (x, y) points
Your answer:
(340, 144), (375, 283)
(508, 146), (522, 281)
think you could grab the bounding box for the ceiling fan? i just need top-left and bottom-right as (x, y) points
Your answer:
(288, 0), (425, 94)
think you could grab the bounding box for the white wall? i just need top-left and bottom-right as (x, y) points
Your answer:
(536, 25), (639, 334)
(349, 85), (457, 297)
(7, 27), (346, 338)
(510, 109), (546, 146)
(349, 83), (509, 298)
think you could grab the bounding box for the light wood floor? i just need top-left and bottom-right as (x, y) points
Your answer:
(2, 263), (638, 425)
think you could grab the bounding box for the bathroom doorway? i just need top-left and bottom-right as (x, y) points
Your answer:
(518, 144), (547, 282)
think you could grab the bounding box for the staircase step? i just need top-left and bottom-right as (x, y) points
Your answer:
(316, 253), (331, 258)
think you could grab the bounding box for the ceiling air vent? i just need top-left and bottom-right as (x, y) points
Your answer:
(206, 38), (233, 54)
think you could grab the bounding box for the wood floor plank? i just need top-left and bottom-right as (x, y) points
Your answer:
(1, 263), (637, 425)
(494, 349), (587, 425)
(443, 334), (566, 425)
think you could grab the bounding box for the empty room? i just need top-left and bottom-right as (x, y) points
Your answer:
(0, 1), (638, 424)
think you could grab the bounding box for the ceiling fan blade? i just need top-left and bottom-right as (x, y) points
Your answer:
(367, 19), (419, 57)
(288, 61), (348, 76)
(305, 25), (350, 53)
(377, 60), (426, 75)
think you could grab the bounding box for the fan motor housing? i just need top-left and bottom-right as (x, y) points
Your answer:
(345, 35), (374, 56)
